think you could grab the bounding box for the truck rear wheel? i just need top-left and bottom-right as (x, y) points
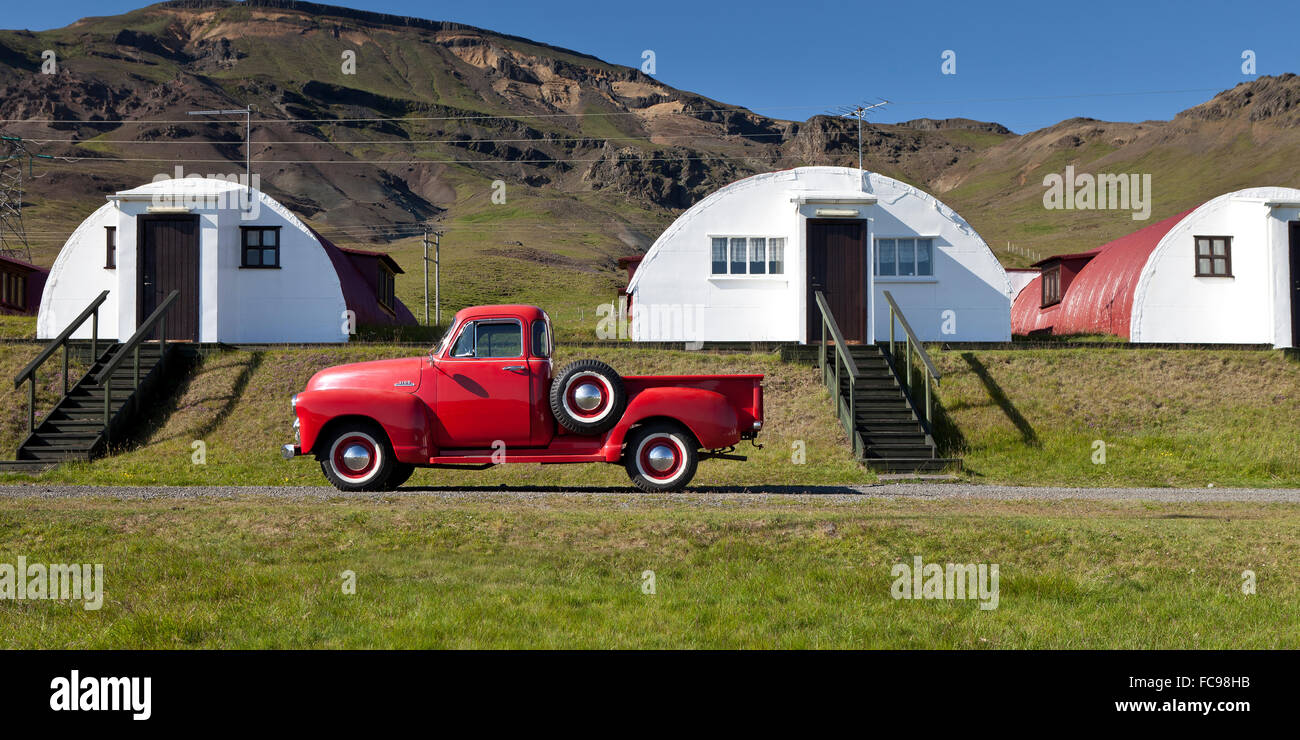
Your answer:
(550, 360), (626, 435)
(624, 422), (698, 493)
(319, 421), (400, 492)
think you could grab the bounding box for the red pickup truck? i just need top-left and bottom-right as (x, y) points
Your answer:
(282, 304), (764, 492)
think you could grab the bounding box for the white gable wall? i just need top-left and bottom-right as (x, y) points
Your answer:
(1131, 187), (1300, 348)
(627, 167), (1011, 343)
(38, 181), (349, 343)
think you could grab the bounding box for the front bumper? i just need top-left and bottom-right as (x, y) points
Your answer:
(281, 444), (300, 460)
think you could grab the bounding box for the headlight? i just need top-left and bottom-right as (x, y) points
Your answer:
(291, 394), (299, 414)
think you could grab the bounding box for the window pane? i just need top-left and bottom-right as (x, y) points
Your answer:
(246, 248), (260, 266)
(451, 324), (476, 357)
(263, 230), (277, 247)
(1196, 238), (1209, 256)
(916, 238), (933, 276)
(1198, 257), (1211, 274)
(730, 237), (747, 274)
(263, 248), (277, 266)
(898, 238), (916, 276)
(245, 230), (260, 247)
(1213, 257), (1227, 275)
(768, 238), (784, 274)
(477, 322), (522, 358)
(711, 237), (727, 274)
(531, 320), (551, 357)
(877, 239), (896, 276)
(749, 237), (766, 274)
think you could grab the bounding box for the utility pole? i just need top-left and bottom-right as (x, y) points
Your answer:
(435, 230), (441, 325)
(423, 229), (429, 325)
(422, 227), (442, 326)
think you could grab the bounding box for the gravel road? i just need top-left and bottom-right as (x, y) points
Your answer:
(1, 483), (1299, 504)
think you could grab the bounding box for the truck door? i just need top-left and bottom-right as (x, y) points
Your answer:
(434, 318), (532, 449)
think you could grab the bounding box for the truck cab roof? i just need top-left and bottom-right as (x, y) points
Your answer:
(451, 304), (548, 323)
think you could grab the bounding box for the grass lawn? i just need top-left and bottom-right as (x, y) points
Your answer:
(933, 348), (1300, 488)
(0, 493), (1294, 649)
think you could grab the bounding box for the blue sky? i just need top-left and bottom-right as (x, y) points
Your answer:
(8, 0), (1294, 132)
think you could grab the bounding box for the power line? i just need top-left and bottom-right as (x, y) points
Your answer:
(18, 152), (792, 165)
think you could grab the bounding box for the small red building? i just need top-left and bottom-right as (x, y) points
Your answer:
(0, 253), (47, 316)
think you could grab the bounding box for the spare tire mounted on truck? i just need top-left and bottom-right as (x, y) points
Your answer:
(549, 359), (627, 435)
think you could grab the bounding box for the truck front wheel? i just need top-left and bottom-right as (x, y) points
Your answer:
(624, 422), (698, 493)
(319, 421), (400, 492)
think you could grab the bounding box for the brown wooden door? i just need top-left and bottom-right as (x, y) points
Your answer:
(138, 216), (200, 341)
(1290, 222), (1300, 347)
(806, 219), (867, 343)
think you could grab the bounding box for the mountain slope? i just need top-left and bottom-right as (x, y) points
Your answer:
(0, 1), (1298, 330)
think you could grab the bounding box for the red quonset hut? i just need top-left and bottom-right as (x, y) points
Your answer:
(308, 228), (416, 327)
(0, 253), (48, 316)
(1011, 211), (1192, 338)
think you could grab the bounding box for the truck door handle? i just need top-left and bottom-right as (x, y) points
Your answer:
(503, 365), (526, 372)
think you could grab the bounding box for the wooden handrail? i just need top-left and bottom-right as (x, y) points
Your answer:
(813, 291), (860, 377)
(812, 290), (860, 447)
(881, 290), (941, 381)
(12, 290), (109, 434)
(94, 290), (179, 385)
(881, 289), (941, 430)
(13, 290), (109, 389)
(94, 289), (179, 442)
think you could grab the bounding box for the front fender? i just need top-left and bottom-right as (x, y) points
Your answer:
(602, 387), (740, 460)
(296, 388), (432, 465)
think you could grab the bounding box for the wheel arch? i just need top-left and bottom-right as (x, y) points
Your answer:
(604, 387), (740, 460)
(310, 414), (392, 459)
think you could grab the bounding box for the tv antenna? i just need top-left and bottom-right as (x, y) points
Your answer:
(829, 100), (890, 171)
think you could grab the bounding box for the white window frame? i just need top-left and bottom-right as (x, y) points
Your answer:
(873, 236), (938, 281)
(707, 234), (788, 278)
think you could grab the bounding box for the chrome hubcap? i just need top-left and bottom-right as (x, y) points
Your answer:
(341, 444), (371, 471)
(573, 382), (603, 411)
(646, 444), (676, 472)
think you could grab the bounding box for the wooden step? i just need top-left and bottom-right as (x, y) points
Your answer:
(867, 457), (960, 473)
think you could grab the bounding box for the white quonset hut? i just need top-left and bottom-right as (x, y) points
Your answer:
(1012, 187), (1300, 347)
(624, 167), (1011, 343)
(38, 178), (413, 343)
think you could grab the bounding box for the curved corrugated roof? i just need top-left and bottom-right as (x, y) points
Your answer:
(310, 227), (416, 326)
(1011, 210), (1194, 337)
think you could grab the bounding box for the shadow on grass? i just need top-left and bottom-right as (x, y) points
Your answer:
(960, 352), (1039, 448)
(145, 351), (264, 446)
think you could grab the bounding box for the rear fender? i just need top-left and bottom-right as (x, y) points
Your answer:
(602, 387), (740, 460)
(296, 389), (432, 464)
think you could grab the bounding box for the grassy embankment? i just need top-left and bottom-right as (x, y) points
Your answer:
(1, 342), (1298, 488)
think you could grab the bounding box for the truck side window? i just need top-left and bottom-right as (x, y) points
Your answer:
(451, 323), (477, 357)
(475, 321), (522, 358)
(531, 320), (551, 358)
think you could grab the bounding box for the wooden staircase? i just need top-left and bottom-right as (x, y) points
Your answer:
(2, 289), (183, 474)
(833, 344), (955, 472)
(804, 290), (960, 474)
(14, 342), (171, 464)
